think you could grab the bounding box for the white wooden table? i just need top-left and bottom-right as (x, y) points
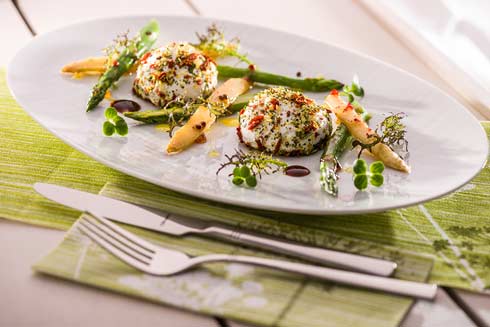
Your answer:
(1, 1), (488, 326)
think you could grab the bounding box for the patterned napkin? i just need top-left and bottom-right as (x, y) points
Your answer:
(1, 68), (489, 326)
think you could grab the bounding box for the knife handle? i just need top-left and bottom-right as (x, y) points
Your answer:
(203, 226), (397, 276)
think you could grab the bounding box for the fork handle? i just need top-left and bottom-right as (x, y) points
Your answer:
(194, 254), (437, 300)
(203, 226), (397, 276)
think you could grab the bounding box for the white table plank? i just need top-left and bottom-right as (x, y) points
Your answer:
(0, 220), (218, 327)
(0, 0), (32, 66)
(18, 0), (194, 34)
(191, 0), (484, 120)
(226, 289), (476, 327)
(450, 290), (490, 327)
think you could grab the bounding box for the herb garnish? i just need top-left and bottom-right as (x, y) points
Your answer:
(217, 149), (287, 187)
(352, 112), (408, 158)
(340, 75), (364, 103)
(103, 107), (128, 136)
(195, 24), (252, 65)
(103, 31), (139, 71)
(352, 159), (384, 190)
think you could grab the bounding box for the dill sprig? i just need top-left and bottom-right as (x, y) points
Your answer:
(353, 112), (409, 158)
(103, 30), (140, 70)
(217, 149), (287, 187)
(195, 24), (252, 65)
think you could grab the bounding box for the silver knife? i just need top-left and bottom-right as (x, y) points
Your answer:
(34, 182), (397, 276)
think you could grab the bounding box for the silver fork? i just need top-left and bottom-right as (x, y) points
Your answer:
(78, 212), (438, 300)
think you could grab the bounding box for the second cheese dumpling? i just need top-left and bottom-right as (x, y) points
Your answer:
(237, 87), (332, 156)
(133, 42), (218, 107)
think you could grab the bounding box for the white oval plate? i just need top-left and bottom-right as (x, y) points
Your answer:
(7, 16), (488, 215)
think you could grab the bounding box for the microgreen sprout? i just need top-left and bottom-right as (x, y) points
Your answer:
(340, 75), (365, 103)
(103, 107), (128, 136)
(194, 24), (253, 65)
(217, 149), (287, 188)
(352, 159), (385, 190)
(103, 31), (140, 70)
(352, 112), (408, 158)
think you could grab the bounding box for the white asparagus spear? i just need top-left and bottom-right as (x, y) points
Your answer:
(61, 57), (107, 74)
(325, 91), (410, 173)
(166, 78), (251, 154)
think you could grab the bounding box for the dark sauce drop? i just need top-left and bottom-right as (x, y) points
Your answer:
(111, 99), (141, 113)
(285, 165), (310, 177)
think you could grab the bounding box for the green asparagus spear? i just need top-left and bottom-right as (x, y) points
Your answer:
(217, 66), (343, 92)
(86, 20), (159, 112)
(320, 107), (371, 196)
(124, 101), (247, 124)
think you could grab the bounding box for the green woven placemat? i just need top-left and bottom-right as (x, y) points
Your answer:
(1, 67), (489, 326)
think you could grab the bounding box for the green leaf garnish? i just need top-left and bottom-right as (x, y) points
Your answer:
(341, 75), (365, 102)
(103, 121), (115, 136)
(369, 161), (385, 174)
(369, 173), (384, 187)
(115, 118), (128, 136)
(245, 175), (257, 187)
(353, 159), (367, 174)
(354, 174), (368, 190)
(217, 149), (287, 188)
(352, 159), (385, 190)
(232, 176), (244, 186)
(239, 166), (251, 178)
(103, 107), (129, 137)
(105, 107), (118, 120)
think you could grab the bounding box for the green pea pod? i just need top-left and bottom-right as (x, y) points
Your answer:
(86, 20), (160, 112)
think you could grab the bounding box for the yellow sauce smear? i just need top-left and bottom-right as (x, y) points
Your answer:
(208, 149), (220, 158)
(72, 72), (86, 79)
(219, 117), (239, 127)
(71, 71), (101, 79)
(104, 90), (115, 102)
(155, 124), (171, 132)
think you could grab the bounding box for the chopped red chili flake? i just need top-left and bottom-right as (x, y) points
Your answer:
(343, 103), (353, 112)
(269, 98), (279, 109)
(248, 115), (264, 130)
(140, 52), (151, 63)
(113, 60), (119, 67)
(248, 64), (256, 71)
(291, 93), (313, 106)
(304, 122), (316, 133)
(182, 53), (199, 66)
(201, 56), (215, 70)
(239, 109), (245, 115)
(330, 89), (339, 96)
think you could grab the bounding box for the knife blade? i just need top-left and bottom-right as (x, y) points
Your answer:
(34, 182), (397, 276)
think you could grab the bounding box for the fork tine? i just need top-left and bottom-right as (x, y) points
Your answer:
(88, 211), (158, 253)
(78, 219), (153, 273)
(84, 213), (154, 259)
(80, 216), (152, 264)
